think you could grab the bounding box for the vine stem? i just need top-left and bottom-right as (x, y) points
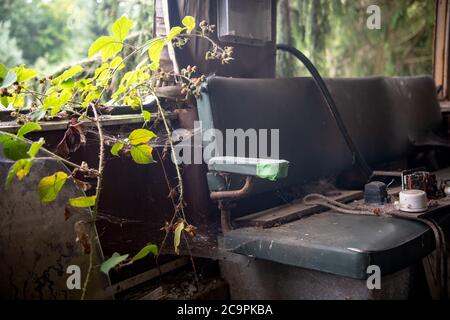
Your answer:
(80, 104), (105, 300)
(1, 132), (82, 170)
(78, 40), (149, 299)
(155, 149), (179, 257)
(79, 41), (151, 299)
(152, 93), (186, 220)
(152, 94), (199, 288)
(180, 32), (226, 53)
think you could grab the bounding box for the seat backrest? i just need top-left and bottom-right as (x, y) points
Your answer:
(197, 76), (442, 194)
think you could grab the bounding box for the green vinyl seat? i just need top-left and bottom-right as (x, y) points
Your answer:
(196, 75), (449, 278)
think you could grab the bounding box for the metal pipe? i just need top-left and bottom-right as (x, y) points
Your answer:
(210, 176), (254, 233)
(219, 202), (232, 233)
(210, 176), (254, 201)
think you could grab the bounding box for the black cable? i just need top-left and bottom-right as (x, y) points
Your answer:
(276, 44), (373, 180)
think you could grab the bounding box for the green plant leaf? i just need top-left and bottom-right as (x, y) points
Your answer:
(147, 38), (166, 71)
(88, 36), (123, 61)
(28, 138), (45, 158)
(17, 122), (42, 138)
(110, 69), (139, 100)
(100, 252), (129, 275)
(0, 64), (7, 79)
(94, 63), (109, 80)
(130, 144), (154, 165)
(111, 85), (126, 100)
(69, 195), (96, 208)
(2, 138), (29, 161)
(120, 70), (138, 90)
(110, 56), (125, 71)
(5, 159), (33, 189)
(111, 142), (124, 156)
(128, 128), (156, 145)
(42, 91), (58, 110)
(0, 135), (10, 144)
(167, 26), (184, 41)
(38, 171), (68, 203)
(131, 243), (158, 262)
(59, 79), (76, 90)
(0, 96), (9, 108)
(82, 90), (100, 108)
(1, 71), (17, 88)
(112, 15), (134, 41)
(142, 110), (151, 122)
(52, 66), (83, 85)
(48, 89), (72, 116)
(123, 94), (142, 110)
(182, 16), (196, 33)
(12, 65), (38, 83)
(174, 221), (185, 255)
(8, 92), (25, 109)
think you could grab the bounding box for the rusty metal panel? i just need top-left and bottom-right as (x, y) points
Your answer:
(0, 137), (110, 299)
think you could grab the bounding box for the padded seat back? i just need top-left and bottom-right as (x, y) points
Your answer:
(385, 77), (443, 141)
(197, 76), (442, 193)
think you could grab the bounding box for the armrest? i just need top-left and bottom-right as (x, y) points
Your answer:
(207, 156), (289, 182)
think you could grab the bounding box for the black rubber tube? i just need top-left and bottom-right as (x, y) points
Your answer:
(276, 44), (373, 180)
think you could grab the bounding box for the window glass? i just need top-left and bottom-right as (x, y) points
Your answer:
(276, 0), (436, 78)
(0, 0), (154, 111)
(0, 0), (154, 73)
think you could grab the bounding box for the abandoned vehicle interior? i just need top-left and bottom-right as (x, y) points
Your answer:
(1, 0), (450, 304)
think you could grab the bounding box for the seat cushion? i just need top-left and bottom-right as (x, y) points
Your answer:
(222, 208), (450, 279)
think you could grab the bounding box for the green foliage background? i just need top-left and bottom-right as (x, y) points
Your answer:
(0, 0), (154, 73)
(277, 0), (436, 78)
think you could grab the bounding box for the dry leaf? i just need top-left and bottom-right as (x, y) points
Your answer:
(74, 178), (92, 192)
(184, 224), (197, 237)
(74, 220), (91, 254)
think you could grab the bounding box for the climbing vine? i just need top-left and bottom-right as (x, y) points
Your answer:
(0, 15), (232, 299)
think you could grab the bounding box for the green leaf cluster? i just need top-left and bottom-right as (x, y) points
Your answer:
(0, 124), (43, 189)
(146, 16), (196, 71)
(100, 252), (129, 275)
(132, 243), (158, 262)
(88, 15), (134, 61)
(38, 171), (68, 203)
(69, 195), (96, 208)
(100, 242), (158, 275)
(0, 64), (38, 109)
(110, 128), (156, 165)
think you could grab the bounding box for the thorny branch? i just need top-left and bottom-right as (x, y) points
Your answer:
(80, 104), (105, 300)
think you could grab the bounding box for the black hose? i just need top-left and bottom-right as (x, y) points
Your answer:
(276, 44), (373, 181)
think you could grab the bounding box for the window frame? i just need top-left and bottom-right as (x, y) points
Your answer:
(434, 0), (450, 110)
